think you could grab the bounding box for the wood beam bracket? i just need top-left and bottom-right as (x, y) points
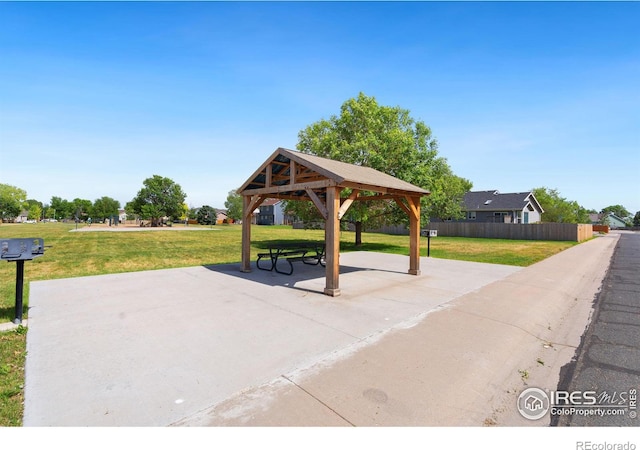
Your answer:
(246, 194), (267, 218)
(394, 196), (412, 216)
(405, 195), (420, 221)
(338, 189), (359, 220)
(306, 189), (328, 220)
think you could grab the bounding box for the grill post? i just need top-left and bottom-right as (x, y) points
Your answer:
(14, 260), (25, 324)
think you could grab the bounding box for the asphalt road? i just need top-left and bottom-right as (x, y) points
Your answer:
(554, 231), (640, 426)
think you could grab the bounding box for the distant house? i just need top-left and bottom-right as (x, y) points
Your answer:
(588, 213), (601, 225)
(255, 199), (288, 225)
(605, 214), (628, 228)
(216, 210), (229, 224)
(435, 190), (544, 224)
(591, 213), (627, 229)
(15, 210), (29, 223)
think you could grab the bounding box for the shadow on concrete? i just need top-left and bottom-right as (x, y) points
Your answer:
(202, 255), (408, 295)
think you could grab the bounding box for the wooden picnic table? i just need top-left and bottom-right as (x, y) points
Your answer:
(256, 241), (326, 275)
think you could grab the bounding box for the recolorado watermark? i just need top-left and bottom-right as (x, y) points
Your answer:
(576, 442), (636, 450)
(517, 387), (637, 421)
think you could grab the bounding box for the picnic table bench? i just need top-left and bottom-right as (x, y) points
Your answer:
(257, 242), (326, 275)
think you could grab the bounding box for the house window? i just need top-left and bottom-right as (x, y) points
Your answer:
(493, 212), (508, 222)
(467, 211), (476, 220)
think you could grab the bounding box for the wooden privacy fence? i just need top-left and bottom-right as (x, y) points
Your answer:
(592, 225), (610, 234)
(377, 223), (593, 242)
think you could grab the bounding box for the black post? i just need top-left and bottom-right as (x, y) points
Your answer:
(14, 260), (25, 324)
(427, 234), (431, 257)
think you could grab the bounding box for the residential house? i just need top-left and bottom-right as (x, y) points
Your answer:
(255, 199), (288, 225)
(216, 210), (229, 224)
(605, 214), (628, 228)
(436, 190), (544, 224)
(591, 213), (627, 229)
(15, 210), (30, 223)
(588, 213), (601, 225)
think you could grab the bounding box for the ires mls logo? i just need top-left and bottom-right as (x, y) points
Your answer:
(517, 387), (638, 420)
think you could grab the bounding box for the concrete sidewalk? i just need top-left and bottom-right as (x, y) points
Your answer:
(22, 234), (617, 426)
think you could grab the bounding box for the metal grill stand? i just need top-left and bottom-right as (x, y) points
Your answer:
(421, 229), (438, 257)
(1, 238), (45, 324)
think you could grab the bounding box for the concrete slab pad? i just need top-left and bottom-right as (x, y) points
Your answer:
(23, 252), (520, 426)
(175, 234), (619, 427)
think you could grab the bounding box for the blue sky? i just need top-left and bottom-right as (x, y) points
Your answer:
(1, 1), (639, 215)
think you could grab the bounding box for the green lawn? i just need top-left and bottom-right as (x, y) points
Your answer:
(0, 326), (26, 427)
(0, 221), (577, 425)
(0, 223), (576, 322)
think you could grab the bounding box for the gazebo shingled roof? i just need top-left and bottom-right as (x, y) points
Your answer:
(239, 148), (430, 198)
(238, 147), (430, 296)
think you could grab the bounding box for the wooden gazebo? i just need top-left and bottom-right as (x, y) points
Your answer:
(238, 148), (430, 297)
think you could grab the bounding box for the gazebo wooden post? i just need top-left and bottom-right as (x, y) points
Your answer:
(408, 196), (421, 276)
(324, 186), (342, 296)
(241, 195), (252, 273)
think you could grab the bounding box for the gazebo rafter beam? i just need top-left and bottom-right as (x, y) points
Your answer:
(241, 179), (335, 196)
(265, 164), (272, 188)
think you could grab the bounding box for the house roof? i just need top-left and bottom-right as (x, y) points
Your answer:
(463, 190), (544, 213)
(260, 198), (282, 207)
(238, 147), (430, 198)
(589, 213), (601, 223)
(590, 213), (626, 225)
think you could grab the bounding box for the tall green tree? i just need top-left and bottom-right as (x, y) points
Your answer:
(0, 183), (27, 222)
(71, 198), (93, 221)
(179, 203), (189, 223)
(224, 189), (243, 221)
(196, 205), (216, 225)
(49, 196), (72, 220)
(532, 187), (590, 223)
(293, 92), (471, 244)
(127, 175), (186, 226)
(187, 207), (199, 220)
(92, 196), (121, 221)
(25, 199), (43, 221)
